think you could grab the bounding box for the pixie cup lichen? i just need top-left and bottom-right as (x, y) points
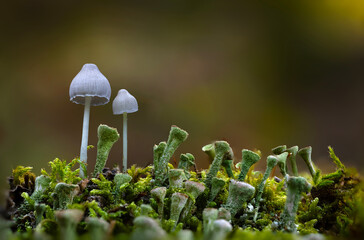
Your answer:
(169, 169), (187, 188)
(154, 126), (188, 186)
(285, 146), (299, 176)
(238, 149), (261, 182)
(223, 180), (255, 217)
(205, 141), (230, 188)
(170, 192), (189, 227)
(151, 187), (167, 218)
(279, 176), (311, 232)
(52, 183), (79, 210)
(92, 124), (120, 177)
(153, 142), (167, 172)
(298, 146), (316, 179)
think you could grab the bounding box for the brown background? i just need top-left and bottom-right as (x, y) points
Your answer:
(1, 1), (364, 203)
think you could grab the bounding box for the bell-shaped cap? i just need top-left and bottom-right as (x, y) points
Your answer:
(112, 89), (138, 114)
(69, 63), (111, 106)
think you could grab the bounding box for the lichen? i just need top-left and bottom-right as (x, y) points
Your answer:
(1, 126), (363, 240)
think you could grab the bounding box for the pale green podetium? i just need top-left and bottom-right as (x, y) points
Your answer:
(238, 149), (261, 182)
(178, 153), (195, 178)
(180, 181), (206, 222)
(203, 208), (218, 235)
(223, 180), (255, 217)
(155, 126), (188, 186)
(114, 173), (132, 201)
(209, 219), (232, 240)
(298, 146), (316, 178)
(202, 142), (234, 178)
(31, 175), (51, 202)
(169, 169), (187, 188)
(205, 141), (230, 188)
(34, 203), (47, 225)
(86, 217), (110, 240)
(52, 183), (80, 210)
(131, 216), (166, 240)
(55, 209), (84, 240)
(255, 155), (278, 206)
(254, 155), (279, 221)
(140, 204), (154, 216)
(276, 152), (289, 178)
(151, 187), (167, 218)
(208, 177), (225, 203)
(285, 146), (299, 176)
(279, 176), (311, 232)
(92, 124), (120, 177)
(272, 145), (287, 155)
(170, 192), (189, 227)
(202, 143), (216, 163)
(153, 142), (167, 172)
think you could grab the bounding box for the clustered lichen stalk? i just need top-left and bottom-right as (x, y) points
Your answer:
(285, 146), (299, 176)
(279, 176), (311, 232)
(93, 125), (120, 177)
(298, 146), (316, 178)
(154, 126), (188, 186)
(238, 149), (260, 182)
(255, 155), (278, 207)
(205, 141), (230, 188)
(223, 180), (255, 217)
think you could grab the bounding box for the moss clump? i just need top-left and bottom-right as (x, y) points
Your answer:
(1, 126), (363, 240)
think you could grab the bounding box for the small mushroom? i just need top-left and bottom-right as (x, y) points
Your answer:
(69, 63), (111, 178)
(112, 89), (138, 172)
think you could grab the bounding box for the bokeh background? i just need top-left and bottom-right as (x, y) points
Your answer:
(1, 1), (364, 203)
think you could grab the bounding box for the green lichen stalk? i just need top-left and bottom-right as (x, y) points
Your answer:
(178, 153), (195, 178)
(86, 217), (110, 240)
(279, 176), (311, 232)
(238, 149), (261, 182)
(52, 183), (79, 210)
(255, 155), (278, 207)
(151, 187), (167, 218)
(93, 124), (120, 177)
(180, 181), (206, 222)
(155, 126), (188, 186)
(205, 141), (230, 188)
(169, 169), (187, 188)
(223, 180), (255, 217)
(153, 142), (166, 172)
(285, 146), (299, 177)
(298, 146), (316, 179)
(202, 143), (216, 162)
(208, 177), (225, 203)
(55, 209), (83, 240)
(170, 192), (189, 227)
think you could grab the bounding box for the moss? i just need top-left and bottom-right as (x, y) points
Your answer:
(2, 128), (364, 240)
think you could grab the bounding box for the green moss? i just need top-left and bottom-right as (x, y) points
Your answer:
(2, 126), (364, 240)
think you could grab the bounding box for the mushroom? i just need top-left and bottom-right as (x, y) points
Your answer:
(69, 63), (111, 178)
(112, 89), (138, 172)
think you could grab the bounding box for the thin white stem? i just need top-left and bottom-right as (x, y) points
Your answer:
(123, 112), (128, 172)
(80, 96), (91, 178)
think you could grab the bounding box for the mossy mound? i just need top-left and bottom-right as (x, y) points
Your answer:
(1, 125), (363, 240)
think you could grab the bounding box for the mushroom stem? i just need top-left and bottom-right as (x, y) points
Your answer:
(80, 96), (91, 178)
(123, 112), (128, 172)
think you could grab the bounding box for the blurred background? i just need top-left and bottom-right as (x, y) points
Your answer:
(1, 0), (364, 203)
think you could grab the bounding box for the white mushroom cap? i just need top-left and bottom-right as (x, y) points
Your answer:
(69, 63), (111, 106)
(112, 89), (138, 114)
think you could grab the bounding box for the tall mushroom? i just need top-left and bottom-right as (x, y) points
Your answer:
(112, 89), (138, 172)
(69, 63), (111, 178)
